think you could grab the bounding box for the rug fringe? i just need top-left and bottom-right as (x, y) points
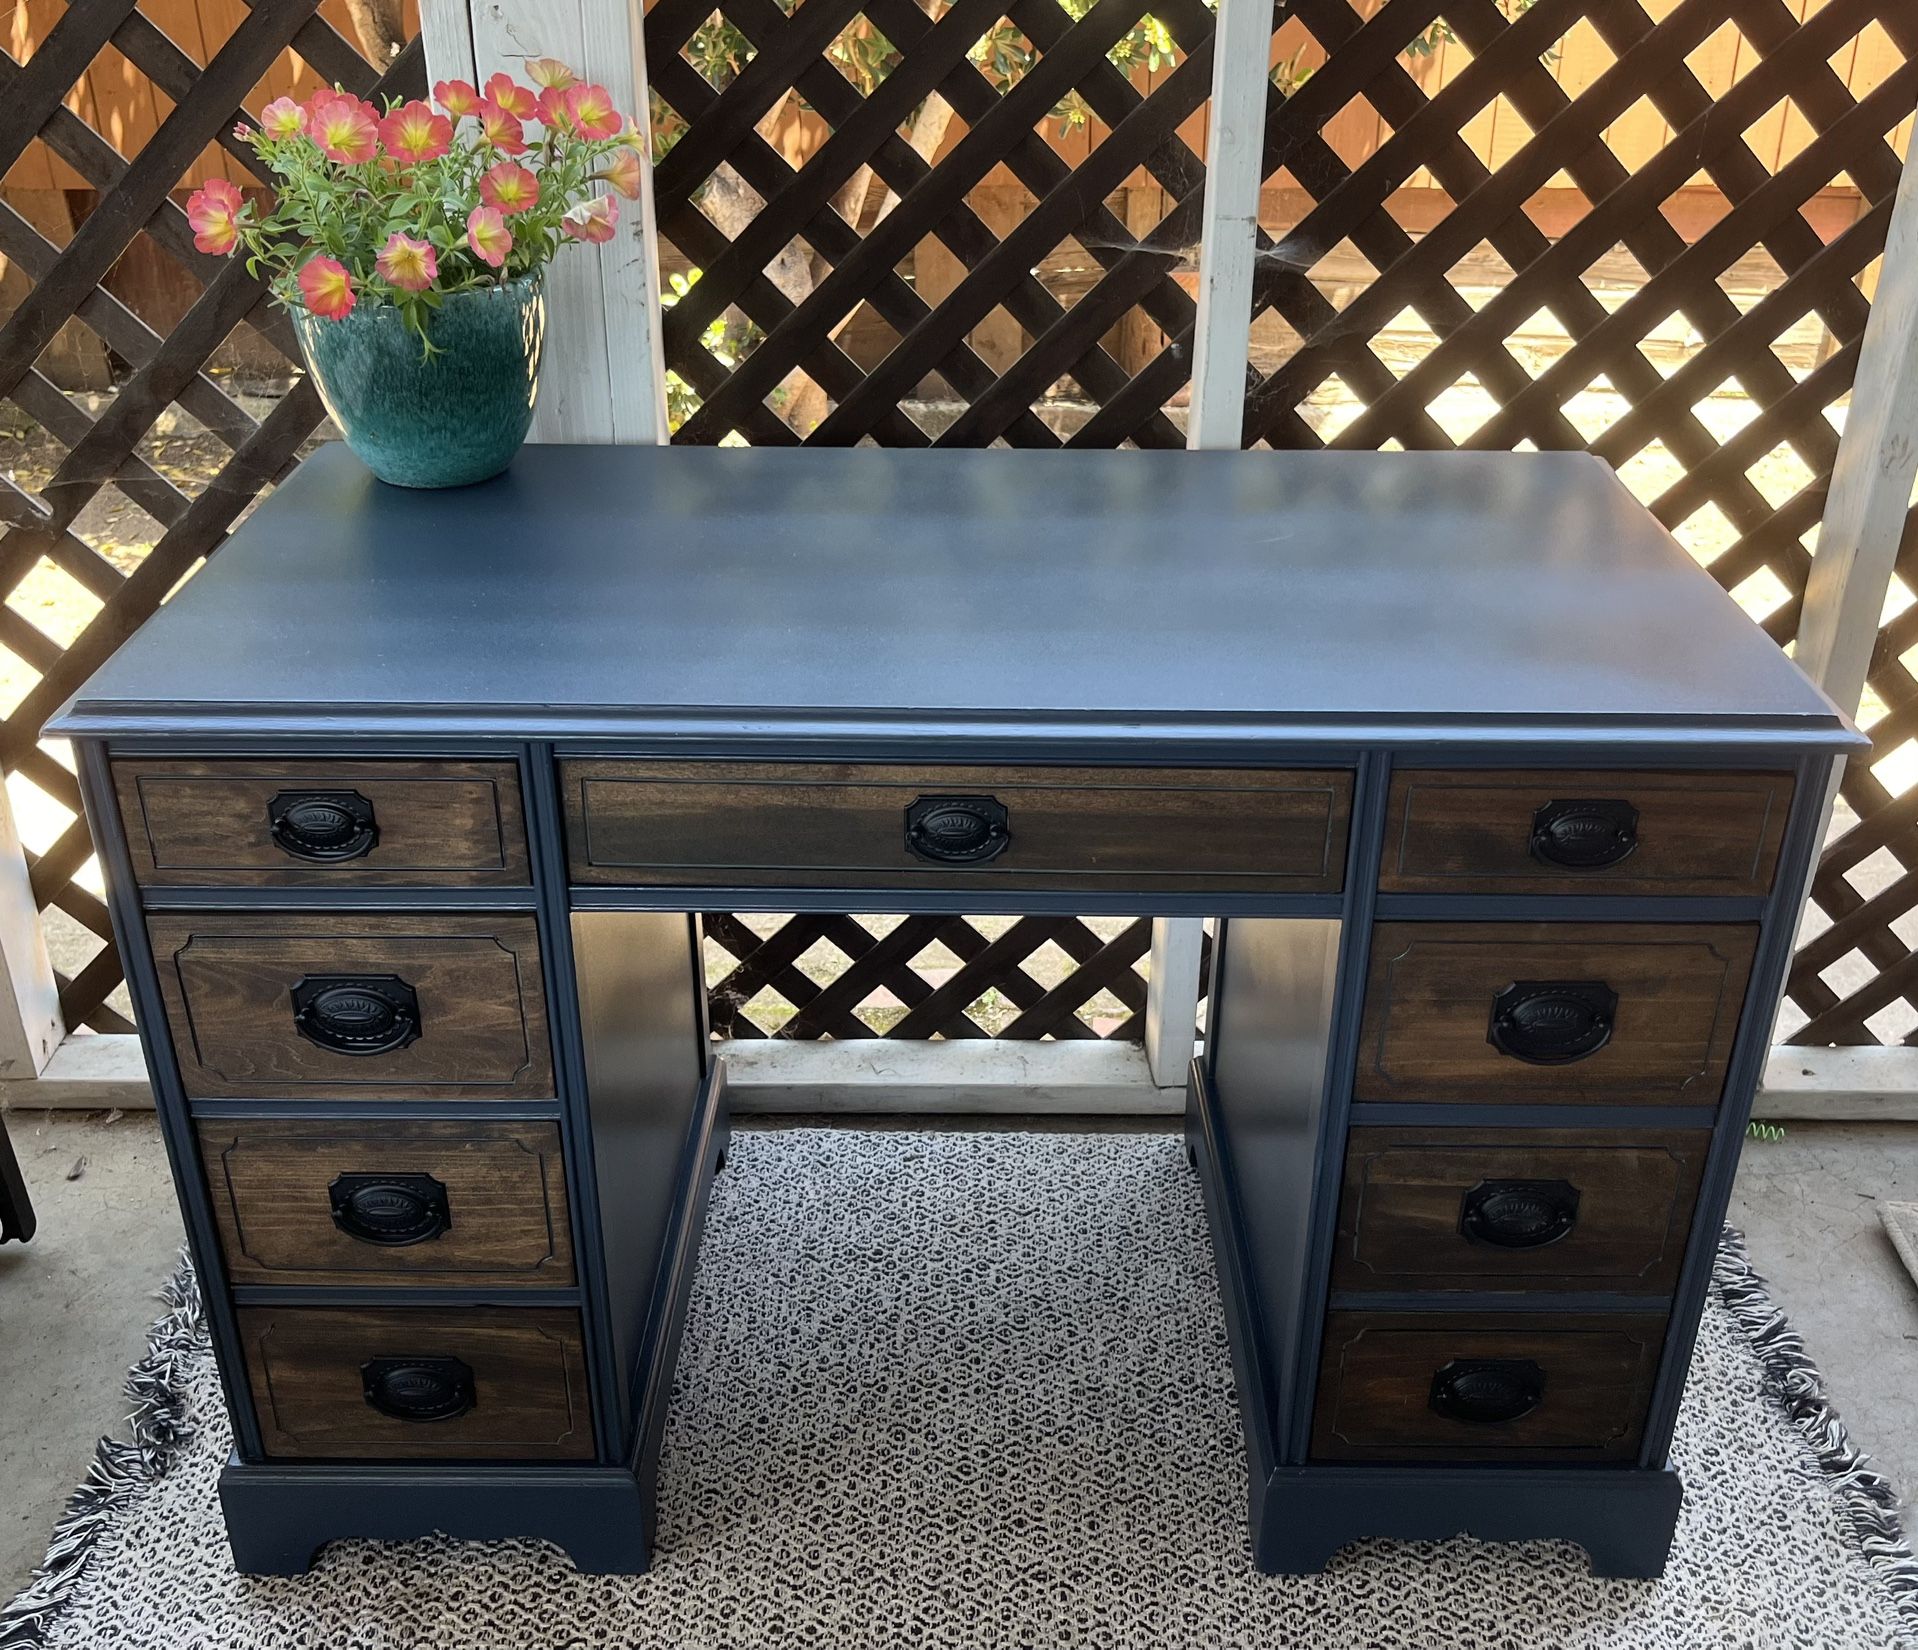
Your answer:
(0, 1251), (204, 1650)
(1715, 1225), (1918, 1640)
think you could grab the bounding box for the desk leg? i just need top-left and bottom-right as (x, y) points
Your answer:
(0, 1112), (34, 1244)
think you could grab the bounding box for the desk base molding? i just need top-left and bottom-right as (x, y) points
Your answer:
(217, 1461), (655, 1575)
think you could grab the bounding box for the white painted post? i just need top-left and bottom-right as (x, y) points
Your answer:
(0, 781), (62, 1083)
(1794, 142), (1918, 715)
(420, 0), (669, 444)
(1760, 140), (1918, 1107)
(1143, 0), (1272, 1089)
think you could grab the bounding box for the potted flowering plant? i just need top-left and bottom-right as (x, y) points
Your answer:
(187, 60), (641, 488)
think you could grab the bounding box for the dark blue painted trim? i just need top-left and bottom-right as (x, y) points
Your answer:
(521, 743), (624, 1463)
(1372, 893), (1769, 923)
(59, 704), (1863, 754)
(1183, 1061), (1280, 1500)
(1283, 749), (1393, 1465)
(75, 738), (267, 1461)
(231, 1286), (582, 1309)
(1345, 1102), (1723, 1130)
(138, 886), (537, 911)
(188, 1097), (566, 1122)
(567, 885), (1346, 918)
(1633, 751), (1838, 1466)
(626, 1057), (729, 1496)
(1326, 1290), (1674, 1314)
(218, 1459), (651, 1575)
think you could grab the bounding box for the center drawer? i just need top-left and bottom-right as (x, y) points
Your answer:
(199, 1119), (575, 1288)
(1355, 922), (1757, 1105)
(237, 1306), (594, 1461)
(1332, 1126), (1709, 1293)
(561, 760), (1353, 892)
(148, 912), (554, 1101)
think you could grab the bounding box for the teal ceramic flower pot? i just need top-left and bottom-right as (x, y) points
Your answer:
(294, 274), (545, 489)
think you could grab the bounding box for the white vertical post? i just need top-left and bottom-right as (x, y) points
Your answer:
(1794, 140), (1918, 716)
(420, 0), (669, 444)
(1143, 0), (1273, 1088)
(1762, 141), (1918, 1075)
(0, 781), (63, 1082)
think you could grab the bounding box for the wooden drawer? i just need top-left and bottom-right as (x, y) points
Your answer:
(149, 913), (553, 1101)
(1311, 1311), (1667, 1462)
(562, 760), (1353, 892)
(1332, 1127), (1709, 1294)
(1378, 769), (1793, 896)
(237, 1306), (594, 1461)
(199, 1119), (574, 1288)
(113, 759), (529, 887)
(1354, 922), (1757, 1105)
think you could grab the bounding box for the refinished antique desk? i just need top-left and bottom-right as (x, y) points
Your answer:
(52, 444), (1861, 1580)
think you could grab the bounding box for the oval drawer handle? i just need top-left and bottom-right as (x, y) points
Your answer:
(1487, 979), (1617, 1065)
(905, 795), (1010, 865)
(1460, 1178), (1580, 1249)
(291, 974), (422, 1057)
(361, 1355), (475, 1423)
(1529, 798), (1638, 870)
(268, 789), (379, 863)
(1429, 1358), (1545, 1426)
(329, 1171), (451, 1246)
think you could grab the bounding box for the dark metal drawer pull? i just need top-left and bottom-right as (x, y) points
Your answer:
(291, 974), (422, 1057)
(1460, 1178), (1580, 1249)
(1487, 979), (1617, 1065)
(905, 795), (1010, 864)
(361, 1355), (475, 1423)
(267, 789), (379, 863)
(1429, 1358), (1546, 1426)
(329, 1171), (451, 1246)
(1529, 798), (1638, 870)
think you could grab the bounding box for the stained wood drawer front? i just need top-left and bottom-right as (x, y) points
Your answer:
(1355, 922), (1757, 1105)
(149, 913), (554, 1101)
(1378, 769), (1793, 895)
(1332, 1127), (1709, 1294)
(199, 1119), (574, 1288)
(562, 760), (1353, 892)
(237, 1306), (594, 1461)
(1311, 1311), (1667, 1462)
(113, 759), (529, 887)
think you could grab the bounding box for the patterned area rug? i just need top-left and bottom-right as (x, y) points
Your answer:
(6, 1128), (1918, 1649)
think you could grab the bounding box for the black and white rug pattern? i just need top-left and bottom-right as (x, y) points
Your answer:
(6, 1128), (1918, 1649)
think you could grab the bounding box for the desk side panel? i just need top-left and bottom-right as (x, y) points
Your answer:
(570, 911), (707, 1447)
(1207, 917), (1342, 1431)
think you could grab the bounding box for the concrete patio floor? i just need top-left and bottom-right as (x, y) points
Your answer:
(2, 1108), (1914, 1601)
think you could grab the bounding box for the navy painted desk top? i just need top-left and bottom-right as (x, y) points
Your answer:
(52, 444), (1857, 752)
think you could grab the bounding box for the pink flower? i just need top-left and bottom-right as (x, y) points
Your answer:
(185, 178), (243, 255)
(537, 84), (577, 133)
(433, 78), (481, 118)
(563, 83), (623, 139)
(476, 100), (527, 154)
(305, 89), (379, 164)
(561, 193), (618, 244)
(483, 72), (538, 120)
(478, 159), (539, 215)
(296, 255), (355, 319)
(601, 142), (642, 200)
(258, 96), (305, 140)
(379, 99), (452, 164)
(466, 206), (512, 268)
(524, 57), (578, 91)
(376, 231), (438, 292)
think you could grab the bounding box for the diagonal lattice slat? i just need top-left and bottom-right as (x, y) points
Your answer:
(0, 4), (423, 1030)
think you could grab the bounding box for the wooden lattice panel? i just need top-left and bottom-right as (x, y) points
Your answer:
(0, 4), (422, 1031)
